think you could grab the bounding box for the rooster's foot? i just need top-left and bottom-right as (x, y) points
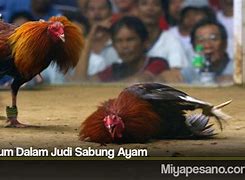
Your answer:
(5, 119), (30, 128)
(5, 106), (31, 128)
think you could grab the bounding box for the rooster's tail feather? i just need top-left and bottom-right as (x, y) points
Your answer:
(185, 114), (216, 137)
(186, 99), (232, 137)
(208, 100), (232, 130)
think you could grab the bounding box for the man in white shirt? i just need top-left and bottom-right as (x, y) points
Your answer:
(147, 31), (189, 68)
(168, 6), (217, 63)
(216, 0), (233, 59)
(137, 0), (188, 83)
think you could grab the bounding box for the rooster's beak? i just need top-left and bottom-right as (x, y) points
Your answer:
(108, 126), (115, 140)
(108, 125), (113, 134)
(59, 34), (65, 42)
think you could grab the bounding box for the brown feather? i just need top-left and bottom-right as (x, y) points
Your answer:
(48, 16), (85, 73)
(80, 92), (161, 144)
(80, 100), (114, 143)
(8, 16), (84, 78)
(112, 91), (161, 143)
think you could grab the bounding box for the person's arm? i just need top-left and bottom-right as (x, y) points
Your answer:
(71, 18), (112, 81)
(72, 37), (93, 81)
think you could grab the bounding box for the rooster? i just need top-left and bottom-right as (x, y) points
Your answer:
(0, 16), (84, 127)
(80, 83), (232, 144)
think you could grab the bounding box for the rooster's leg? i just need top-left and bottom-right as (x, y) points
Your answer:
(5, 79), (29, 128)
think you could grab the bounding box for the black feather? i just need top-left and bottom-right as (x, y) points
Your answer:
(124, 83), (216, 138)
(125, 83), (188, 101)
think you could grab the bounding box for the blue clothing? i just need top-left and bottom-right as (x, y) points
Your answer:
(0, 0), (61, 22)
(0, 0), (31, 22)
(0, 75), (12, 85)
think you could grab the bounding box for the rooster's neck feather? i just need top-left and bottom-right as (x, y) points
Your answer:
(8, 16), (84, 78)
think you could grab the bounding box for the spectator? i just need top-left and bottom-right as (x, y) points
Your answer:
(182, 19), (233, 84)
(111, 0), (141, 27)
(91, 16), (169, 82)
(85, 0), (112, 25)
(73, 0), (121, 81)
(66, 12), (90, 36)
(112, 0), (168, 30)
(165, 0), (184, 27)
(168, 6), (216, 61)
(137, 0), (188, 83)
(165, 0), (210, 27)
(112, 0), (138, 18)
(216, 0), (233, 59)
(77, 0), (88, 14)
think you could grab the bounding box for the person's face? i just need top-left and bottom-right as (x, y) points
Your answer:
(182, 10), (198, 31)
(86, 0), (111, 24)
(113, 26), (145, 63)
(138, 0), (162, 25)
(195, 25), (226, 64)
(182, 10), (205, 33)
(78, 0), (87, 12)
(168, 0), (184, 21)
(114, 0), (135, 11)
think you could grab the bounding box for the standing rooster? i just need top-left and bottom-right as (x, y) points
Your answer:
(80, 83), (231, 144)
(0, 16), (84, 127)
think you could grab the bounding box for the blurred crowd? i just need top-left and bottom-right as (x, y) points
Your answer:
(0, 0), (234, 88)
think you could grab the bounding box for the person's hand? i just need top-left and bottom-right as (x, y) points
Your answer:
(88, 17), (112, 53)
(89, 17), (112, 39)
(96, 17), (112, 30)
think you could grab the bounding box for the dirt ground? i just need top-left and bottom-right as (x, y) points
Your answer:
(0, 84), (244, 157)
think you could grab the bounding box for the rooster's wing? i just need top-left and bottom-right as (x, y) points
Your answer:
(124, 83), (212, 110)
(125, 83), (231, 130)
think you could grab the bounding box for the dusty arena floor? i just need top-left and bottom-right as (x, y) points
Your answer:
(0, 84), (244, 158)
